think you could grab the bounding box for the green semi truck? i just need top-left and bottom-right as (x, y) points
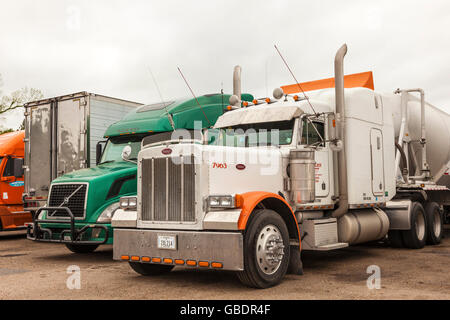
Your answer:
(27, 92), (253, 253)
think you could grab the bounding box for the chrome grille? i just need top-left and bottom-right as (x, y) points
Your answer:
(48, 183), (87, 218)
(141, 155), (196, 222)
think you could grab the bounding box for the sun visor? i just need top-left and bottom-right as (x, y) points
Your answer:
(214, 105), (303, 128)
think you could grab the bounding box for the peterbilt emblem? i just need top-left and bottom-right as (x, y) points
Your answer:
(162, 148), (172, 155)
(236, 164), (246, 170)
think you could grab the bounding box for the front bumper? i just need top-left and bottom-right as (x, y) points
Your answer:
(114, 228), (244, 271)
(26, 206), (110, 245)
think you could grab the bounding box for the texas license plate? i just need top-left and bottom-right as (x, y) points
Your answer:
(157, 235), (177, 250)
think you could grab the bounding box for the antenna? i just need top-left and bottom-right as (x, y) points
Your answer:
(147, 67), (176, 131)
(177, 67), (212, 127)
(274, 44), (318, 116)
(221, 81), (224, 114)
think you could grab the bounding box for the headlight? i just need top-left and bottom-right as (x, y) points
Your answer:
(119, 196), (138, 210)
(207, 195), (235, 209)
(97, 202), (121, 223)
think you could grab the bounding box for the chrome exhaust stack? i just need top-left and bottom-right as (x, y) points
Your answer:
(229, 65), (242, 107)
(332, 44), (349, 219)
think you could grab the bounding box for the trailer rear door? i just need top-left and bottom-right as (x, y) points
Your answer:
(56, 97), (87, 176)
(27, 103), (52, 198)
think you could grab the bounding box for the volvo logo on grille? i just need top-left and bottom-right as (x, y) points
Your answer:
(162, 148), (172, 155)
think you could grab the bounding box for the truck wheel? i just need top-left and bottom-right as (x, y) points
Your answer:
(237, 209), (290, 289)
(65, 244), (99, 253)
(129, 262), (174, 276)
(401, 202), (427, 249)
(388, 230), (404, 248)
(424, 202), (444, 245)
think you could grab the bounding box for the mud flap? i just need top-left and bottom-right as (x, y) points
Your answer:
(287, 245), (303, 275)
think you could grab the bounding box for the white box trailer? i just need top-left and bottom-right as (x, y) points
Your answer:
(23, 92), (142, 211)
(112, 46), (450, 288)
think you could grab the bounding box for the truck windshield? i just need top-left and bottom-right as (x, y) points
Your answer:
(207, 120), (295, 147)
(100, 135), (144, 164)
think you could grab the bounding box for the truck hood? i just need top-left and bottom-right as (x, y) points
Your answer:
(138, 143), (284, 196)
(52, 161), (136, 183)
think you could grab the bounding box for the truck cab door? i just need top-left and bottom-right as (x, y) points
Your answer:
(300, 118), (330, 197)
(0, 157), (24, 205)
(370, 128), (385, 196)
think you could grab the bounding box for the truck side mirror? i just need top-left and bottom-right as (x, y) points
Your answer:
(96, 141), (106, 165)
(13, 158), (24, 178)
(121, 145), (132, 161)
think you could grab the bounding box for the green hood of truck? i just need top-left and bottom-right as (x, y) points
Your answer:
(104, 93), (253, 137)
(53, 161), (136, 182)
(51, 161), (137, 223)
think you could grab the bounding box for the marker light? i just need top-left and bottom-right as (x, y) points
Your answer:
(252, 99), (258, 105)
(293, 95), (299, 101)
(235, 194), (243, 208)
(242, 101), (248, 107)
(186, 260), (197, 266)
(265, 98), (271, 103)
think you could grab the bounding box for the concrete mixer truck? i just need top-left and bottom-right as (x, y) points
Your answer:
(112, 44), (450, 288)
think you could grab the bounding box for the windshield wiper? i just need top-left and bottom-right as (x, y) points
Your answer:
(98, 160), (115, 165)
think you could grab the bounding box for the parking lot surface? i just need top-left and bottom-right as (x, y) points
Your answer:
(0, 227), (449, 300)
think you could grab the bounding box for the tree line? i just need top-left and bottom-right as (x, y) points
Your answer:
(0, 73), (43, 135)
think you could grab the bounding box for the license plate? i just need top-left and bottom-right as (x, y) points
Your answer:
(64, 235), (72, 241)
(157, 235), (177, 250)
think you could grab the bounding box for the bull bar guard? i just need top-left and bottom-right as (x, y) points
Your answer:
(26, 206), (109, 245)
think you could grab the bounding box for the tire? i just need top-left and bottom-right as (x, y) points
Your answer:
(401, 202), (427, 249)
(388, 230), (404, 248)
(65, 244), (99, 253)
(424, 202), (444, 245)
(237, 209), (290, 289)
(129, 262), (174, 276)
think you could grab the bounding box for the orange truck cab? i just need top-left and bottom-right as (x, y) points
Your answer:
(0, 130), (30, 230)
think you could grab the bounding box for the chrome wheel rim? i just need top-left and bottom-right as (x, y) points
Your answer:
(256, 224), (285, 275)
(416, 211), (426, 241)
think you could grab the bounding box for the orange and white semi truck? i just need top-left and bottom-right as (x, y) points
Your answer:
(0, 130), (30, 230)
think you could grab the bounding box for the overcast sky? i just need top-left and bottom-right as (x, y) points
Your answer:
(1, 0), (450, 129)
